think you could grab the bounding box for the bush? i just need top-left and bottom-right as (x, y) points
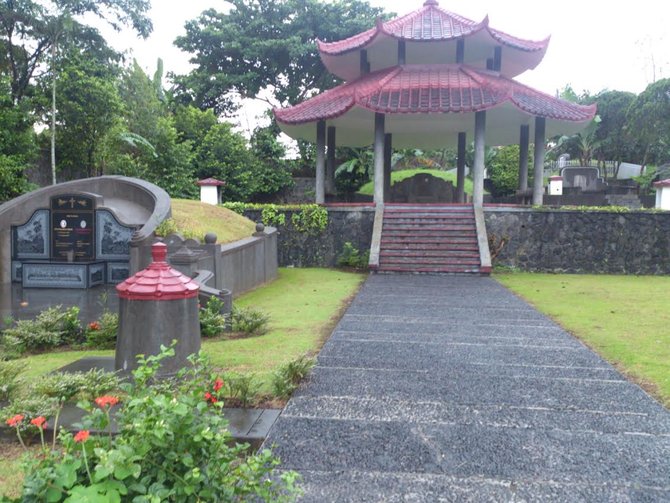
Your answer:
(1, 306), (82, 357)
(271, 355), (315, 399)
(223, 372), (261, 408)
(84, 311), (119, 349)
(199, 296), (228, 338)
(337, 242), (369, 269)
(232, 306), (270, 336)
(9, 345), (301, 502)
(0, 360), (22, 401)
(30, 369), (120, 403)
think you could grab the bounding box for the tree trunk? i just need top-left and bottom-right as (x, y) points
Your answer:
(50, 41), (57, 185)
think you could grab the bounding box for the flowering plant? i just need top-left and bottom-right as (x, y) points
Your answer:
(9, 344), (300, 502)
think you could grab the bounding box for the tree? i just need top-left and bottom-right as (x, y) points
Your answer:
(626, 78), (670, 166)
(488, 145), (520, 196)
(0, 0), (152, 104)
(0, 74), (34, 200)
(52, 52), (123, 179)
(173, 0), (387, 114)
(591, 90), (640, 176)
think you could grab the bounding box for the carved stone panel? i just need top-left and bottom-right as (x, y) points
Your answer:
(13, 209), (49, 260)
(96, 210), (134, 260)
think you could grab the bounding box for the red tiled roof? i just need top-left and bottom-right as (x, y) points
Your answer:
(274, 64), (596, 124)
(317, 1), (548, 55)
(116, 243), (199, 301)
(196, 177), (225, 186)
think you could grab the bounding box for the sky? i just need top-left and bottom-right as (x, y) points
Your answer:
(105, 0), (670, 132)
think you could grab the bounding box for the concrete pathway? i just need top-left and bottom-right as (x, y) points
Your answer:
(265, 274), (670, 502)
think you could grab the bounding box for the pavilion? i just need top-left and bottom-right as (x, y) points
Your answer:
(274, 0), (596, 207)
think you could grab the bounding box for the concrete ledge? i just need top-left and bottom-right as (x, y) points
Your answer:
(368, 204), (384, 270)
(473, 205), (491, 275)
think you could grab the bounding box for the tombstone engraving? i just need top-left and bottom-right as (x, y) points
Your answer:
(96, 210), (134, 260)
(13, 209), (49, 259)
(51, 195), (95, 261)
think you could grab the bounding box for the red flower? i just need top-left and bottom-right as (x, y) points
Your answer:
(95, 395), (120, 409)
(204, 392), (217, 404)
(88, 321), (101, 331)
(213, 378), (224, 392)
(30, 416), (47, 429)
(74, 430), (90, 443)
(6, 414), (24, 427)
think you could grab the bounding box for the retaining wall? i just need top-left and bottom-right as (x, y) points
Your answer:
(243, 205), (375, 267)
(484, 207), (670, 274)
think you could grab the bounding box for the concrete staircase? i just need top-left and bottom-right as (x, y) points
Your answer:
(377, 204), (489, 274)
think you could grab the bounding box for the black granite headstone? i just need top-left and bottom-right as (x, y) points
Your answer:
(51, 195), (95, 261)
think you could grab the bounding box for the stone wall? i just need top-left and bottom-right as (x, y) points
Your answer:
(243, 206), (375, 267)
(485, 207), (670, 274)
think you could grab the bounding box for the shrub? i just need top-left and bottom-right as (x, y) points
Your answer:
(0, 360), (22, 401)
(1, 305), (82, 356)
(199, 296), (228, 338)
(337, 242), (369, 269)
(10, 345), (301, 502)
(84, 311), (119, 349)
(30, 369), (120, 403)
(223, 372), (261, 408)
(271, 355), (316, 399)
(232, 306), (270, 336)
(1, 395), (59, 436)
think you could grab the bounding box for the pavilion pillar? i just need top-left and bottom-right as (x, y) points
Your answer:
(373, 113), (385, 205)
(383, 133), (392, 203)
(315, 120), (326, 204)
(518, 124), (530, 192)
(473, 111), (486, 207)
(326, 126), (336, 195)
(456, 132), (466, 203)
(532, 117), (546, 206)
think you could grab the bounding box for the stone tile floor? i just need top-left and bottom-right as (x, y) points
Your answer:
(264, 274), (670, 502)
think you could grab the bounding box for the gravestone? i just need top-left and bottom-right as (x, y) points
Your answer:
(10, 193), (136, 288)
(560, 167), (606, 192)
(51, 194), (95, 262)
(391, 173), (455, 203)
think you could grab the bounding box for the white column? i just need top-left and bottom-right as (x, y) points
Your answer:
(383, 133), (392, 203)
(518, 124), (530, 192)
(315, 120), (326, 204)
(532, 117), (546, 206)
(473, 111), (486, 207)
(374, 113), (385, 205)
(326, 126), (336, 195)
(456, 132), (466, 203)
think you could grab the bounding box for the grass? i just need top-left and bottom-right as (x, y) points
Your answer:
(356, 168), (477, 196)
(169, 198), (255, 243)
(204, 268), (365, 394)
(496, 273), (670, 406)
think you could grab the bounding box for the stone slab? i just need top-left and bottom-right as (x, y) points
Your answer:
(267, 417), (670, 487)
(56, 356), (115, 374)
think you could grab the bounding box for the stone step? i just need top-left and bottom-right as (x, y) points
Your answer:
(383, 217), (476, 225)
(383, 231), (477, 238)
(381, 250), (480, 258)
(378, 265), (482, 274)
(382, 237), (477, 245)
(383, 225), (476, 232)
(381, 256), (480, 266)
(381, 244), (479, 252)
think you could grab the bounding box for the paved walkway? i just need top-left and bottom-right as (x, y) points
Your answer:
(265, 274), (670, 502)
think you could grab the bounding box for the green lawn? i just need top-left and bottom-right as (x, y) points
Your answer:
(204, 268), (365, 393)
(496, 273), (670, 406)
(167, 198), (255, 243)
(357, 168), (477, 196)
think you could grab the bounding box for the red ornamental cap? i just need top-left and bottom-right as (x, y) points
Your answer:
(653, 178), (670, 188)
(116, 243), (199, 301)
(196, 177), (225, 186)
(549, 176), (563, 181)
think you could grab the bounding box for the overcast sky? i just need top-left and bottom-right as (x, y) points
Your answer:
(106, 0), (670, 132)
